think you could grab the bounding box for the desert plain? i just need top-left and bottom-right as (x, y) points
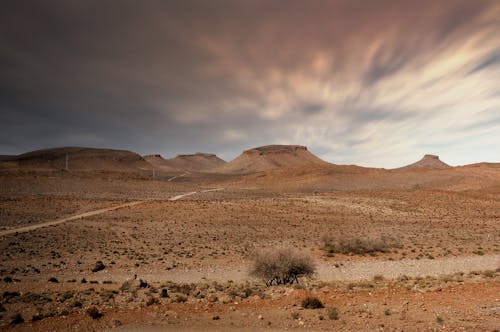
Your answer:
(0, 145), (499, 331)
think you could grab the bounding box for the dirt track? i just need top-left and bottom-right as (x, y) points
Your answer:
(0, 189), (224, 237)
(0, 201), (145, 237)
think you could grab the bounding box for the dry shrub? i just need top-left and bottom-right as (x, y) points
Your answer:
(301, 296), (324, 309)
(328, 307), (339, 320)
(86, 306), (103, 319)
(250, 248), (315, 286)
(322, 235), (401, 255)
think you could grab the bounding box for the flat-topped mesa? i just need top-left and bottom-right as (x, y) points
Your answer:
(144, 152), (226, 172)
(398, 154), (451, 170)
(145, 154), (163, 158)
(177, 152), (219, 159)
(6, 147), (150, 171)
(215, 144), (327, 174)
(243, 145), (308, 155)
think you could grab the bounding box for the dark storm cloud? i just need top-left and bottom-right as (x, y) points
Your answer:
(0, 0), (499, 166)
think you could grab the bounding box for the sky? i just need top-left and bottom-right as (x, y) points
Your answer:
(1, 0), (499, 168)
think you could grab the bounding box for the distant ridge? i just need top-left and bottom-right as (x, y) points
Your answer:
(2, 147), (150, 171)
(214, 144), (327, 174)
(397, 154), (450, 170)
(144, 152), (226, 172)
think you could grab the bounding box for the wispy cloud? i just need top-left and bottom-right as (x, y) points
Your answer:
(0, 0), (499, 166)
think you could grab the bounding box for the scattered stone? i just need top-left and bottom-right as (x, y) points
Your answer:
(91, 261), (105, 273)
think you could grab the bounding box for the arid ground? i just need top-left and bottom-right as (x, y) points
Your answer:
(1, 151), (499, 331)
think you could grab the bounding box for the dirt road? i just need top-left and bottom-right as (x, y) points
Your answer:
(0, 189), (224, 236)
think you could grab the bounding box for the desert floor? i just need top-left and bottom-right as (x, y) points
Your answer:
(0, 170), (499, 331)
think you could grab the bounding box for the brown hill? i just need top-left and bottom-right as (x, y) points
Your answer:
(144, 153), (226, 172)
(397, 154), (451, 170)
(3, 147), (151, 172)
(214, 145), (328, 174)
(224, 160), (500, 192)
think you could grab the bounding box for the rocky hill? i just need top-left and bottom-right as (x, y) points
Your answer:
(397, 154), (451, 170)
(214, 145), (327, 174)
(2, 147), (151, 171)
(144, 153), (226, 172)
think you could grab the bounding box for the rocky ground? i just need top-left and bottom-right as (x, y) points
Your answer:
(0, 169), (499, 330)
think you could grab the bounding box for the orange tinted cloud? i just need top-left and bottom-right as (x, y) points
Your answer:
(1, 0), (499, 166)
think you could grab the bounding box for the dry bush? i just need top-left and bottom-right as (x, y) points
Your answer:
(328, 307), (339, 320)
(86, 306), (103, 319)
(249, 248), (315, 286)
(322, 235), (401, 255)
(10, 313), (24, 325)
(301, 296), (324, 309)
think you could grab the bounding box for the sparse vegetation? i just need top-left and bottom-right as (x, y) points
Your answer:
(175, 294), (188, 303)
(322, 235), (401, 255)
(250, 248), (315, 286)
(32, 311), (56, 321)
(86, 306), (103, 319)
(72, 300), (83, 308)
(328, 307), (339, 320)
(146, 296), (160, 306)
(1, 158), (499, 330)
(10, 313), (24, 324)
(301, 296), (324, 309)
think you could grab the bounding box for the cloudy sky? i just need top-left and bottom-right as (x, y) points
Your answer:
(1, 0), (499, 168)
